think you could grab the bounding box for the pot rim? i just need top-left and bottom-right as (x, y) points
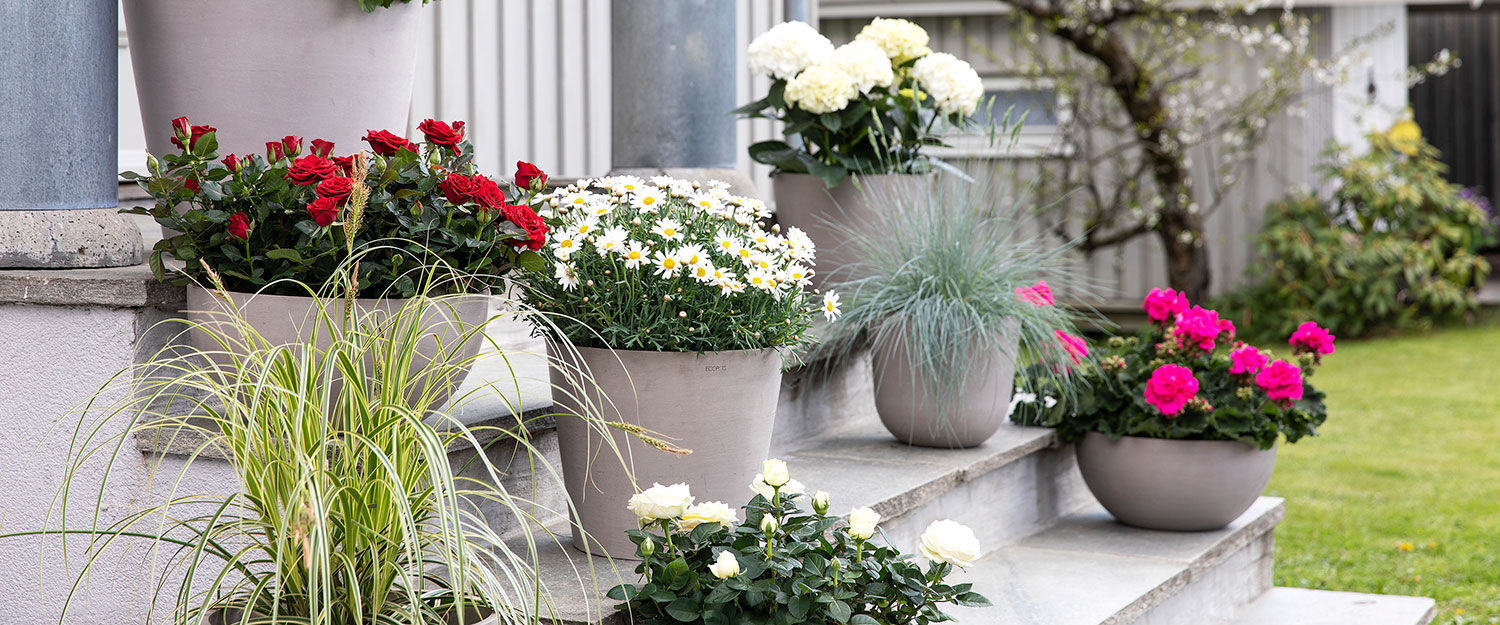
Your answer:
(549, 341), (784, 358)
(1081, 430), (1277, 450)
(185, 284), (493, 304)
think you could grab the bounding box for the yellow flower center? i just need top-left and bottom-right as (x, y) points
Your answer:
(664, 258), (677, 268)
(664, 228), (677, 236)
(643, 196), (656, 205)
(629, 251), (642, 260)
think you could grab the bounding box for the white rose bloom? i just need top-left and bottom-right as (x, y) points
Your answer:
(751, 475), (806, 500)
(708, 550), (742, 579)
(679, 501), (739, 530)
(855, 17), (931, 61)
(848, 506), (880, 540)
(918, 519), (982, 568)
(626, 482), (694, 521)
(761, 458), (791, 487)
(911, 52), (984, 117)
(826, 40), (895, 94)
(748, 20), (835, 80)
(784, 64), (859, 114)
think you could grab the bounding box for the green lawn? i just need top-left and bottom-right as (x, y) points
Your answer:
(1267, 321), (1500, 624)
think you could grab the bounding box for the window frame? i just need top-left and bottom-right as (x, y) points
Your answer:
(928, 76), (1072, 160)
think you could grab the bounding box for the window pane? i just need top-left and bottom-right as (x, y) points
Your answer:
(974, 88), (1059, 127)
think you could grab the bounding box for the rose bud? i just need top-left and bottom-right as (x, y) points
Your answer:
(310, 138), (335, 159)
(515, 160), (548, 190)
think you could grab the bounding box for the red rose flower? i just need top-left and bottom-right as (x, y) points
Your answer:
(310, 138), (335, 159)
(266, 141), (286, 162)
(170, 119), (216, 151)
(281, 135), (302, 158)
(440, 173), (479, 205)
(171, 116), (190, 140)
(183, 177), (200, 193)
(332, 154), (355, 175)
(307, 197), (339, 227)
(404, 139), (421, 153)
(316, 176), (354, 204)
(514, 160), (548, 190)
(470, 174), (505, 209)
(503, 203), (549, 250)
(226, 212), (250, 240)
(221, 153), (241, 173)
(362, 129), (411, 156)
(418, 119), (466, 154)
(285, 154), (338, 185)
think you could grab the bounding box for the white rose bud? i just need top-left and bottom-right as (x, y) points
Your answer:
(679, 501), (739, 530)
(919, 519), (982, 568)
(812, 491), (831, 515)
(848, 506), (880, 540)
(708, 550), (741, 579)
(760, 515), (780, 534)
(761, 459), (791, 487)
(640, 536), (656, 557)
(626, 483), (694, 521)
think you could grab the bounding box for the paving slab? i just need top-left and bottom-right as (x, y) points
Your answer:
(1230, 587), (1436, 625)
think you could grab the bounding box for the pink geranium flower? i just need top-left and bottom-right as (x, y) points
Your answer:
(1255, 359), (1304, 403)
(1288, 321), (1336, 356)
(1229, 346), (1269, 375)
(1144, 364), (1199, 416)
(1143, 288), (1189, 324)
(1016, 280), (1055, 306)
(1055, 330), (1088, 364)
(1172, 306), (1227, 351)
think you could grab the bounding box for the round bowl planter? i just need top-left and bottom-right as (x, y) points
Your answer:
(771, 173), (924, 290)
(1075, 432), (1277, 531)
(122, 0), (423, 159)
(184, 286), (489, 411)
(871, 326), (1019, 449)
(549, 345), (783, 558)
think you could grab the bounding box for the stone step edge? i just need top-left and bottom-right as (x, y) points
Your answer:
(1229, 587), (1437, 625)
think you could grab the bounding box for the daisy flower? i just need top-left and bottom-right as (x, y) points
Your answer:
(689, 261), (717, 283)
(552, 230), (581, 260)
(652, 218), (685, 242)
(687, 193), (722, 216)
(652, 249), (683, 278)
(749, 253), (777, 272)
(560, 191), (598, 211)
(823, 291), (842, 321)
(595, 226), (628, 254)
(632, 188), (667, 213)
(746, 269), (777, 293)
(743, 199), (772, 219)
(621, 241), (649, 269)
(555, 262), (579, 291)
(783, 264), (812, 286)
(714, 233), (740, 256)
(677, 243), (708, 266)
(718, 278), (746, 296)
(573, 215), (601, 237)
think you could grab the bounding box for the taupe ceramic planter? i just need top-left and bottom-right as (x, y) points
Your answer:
(122, 0), (423, 159)
(872, 327), (1019, 449)
(550, 345), (782, 558)
(771, 173), (924, 289)
(184, 286), (488, 410)
(1075, 432), (1278, 531)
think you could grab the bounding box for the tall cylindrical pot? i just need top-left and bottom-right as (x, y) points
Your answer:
(771, 173), (924, 290)
(550, 346), (782, 558)
(122, 0), (423, 160)
(184, 286), (488, 411)
(871, 325), (1019, 448)
(1075, 432), (1278, 531)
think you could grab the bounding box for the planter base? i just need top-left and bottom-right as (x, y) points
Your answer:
(1076, 432), (1277, 531)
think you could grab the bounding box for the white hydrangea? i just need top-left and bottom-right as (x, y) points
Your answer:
(855, 17), (931, 62)
(825, 40), (894, 94)
(784, 64), (858, 114)
(911, 52), (984, 117)
(748, 20), (834, 80)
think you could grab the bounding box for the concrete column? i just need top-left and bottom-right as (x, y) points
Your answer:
(0, 0), (143, 268)
(610, 0), (758, 196)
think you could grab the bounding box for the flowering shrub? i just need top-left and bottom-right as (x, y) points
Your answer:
(517, 176), (837, 352)
(1013, 289), (1335, 450)
(607, 461), (989, 625)
(124, 117), (548, 297)
(736, 19), (986, 187)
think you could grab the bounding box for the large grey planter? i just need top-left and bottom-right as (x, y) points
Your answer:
(122, 0), (423, 160)
(1075, 432), (1277, 531)
(550, 345), (782, 558)
(771, 173), (924, 289)
(872, 326), (1019, 448)
(184, 286), (488, 411)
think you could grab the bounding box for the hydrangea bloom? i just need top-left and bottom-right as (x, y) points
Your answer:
(1228, 345), (1269, 375)
(1143, 287), (1189, 324)
(785, 65), (859, 114)
(911, 52), (984, 117)
(1288, 321), (1336, 356)
(1015, 280), (1054, 306)
(855, 17), (931, 61)
(825, 40), (895, 94)
(747, 20), (834, 80)
(1144, 364), (1199, 416)
(1255, 359), (1304, 402)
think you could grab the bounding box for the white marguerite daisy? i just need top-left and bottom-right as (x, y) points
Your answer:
(632, 188), (667, 213)
(747, 20), (835, 80)
(687, 193), (722, 216)
(783, 264), (812, 286)
(652, 249), (683, 278)
(823, 291), (843, 321)
(555, 262), (579, 291)
(561, 191), (598, 211)
(621, 241), (649, 269)
(595, 226), (628, 253)
(714, 233), (739, 255)
(746, 269), (777, 292)
(652, 218), (685, 242)
(573, 215), (601, 237)
(718, 277), (746, 296)
(552, 230), (581, 260)
(688, 261), (717, 283)
(677, 243), (708, 266)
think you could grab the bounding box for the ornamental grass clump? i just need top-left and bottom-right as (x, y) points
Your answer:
(1014, 289), (1337, 450)
(517, 176), (839, 353)
(125, 117), (550, 298)
(607, 460), (989, 625)
(736, 18), (988, 187)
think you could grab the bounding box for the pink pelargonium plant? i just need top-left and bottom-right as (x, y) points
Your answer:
(1171, 306), (1234, 351)
(1143, 287), (1189, 324)
(1228, 345), (1269, 375)
(1255, 360), (1305, 404)
(1016, 280), (1055, 306)
(1143, 364), (1199, 416)
(1288, 321), (1337, 357)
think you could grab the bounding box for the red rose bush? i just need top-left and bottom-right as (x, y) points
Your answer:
(1013, 288), (1335, 449)
(125, 117), (549, 297)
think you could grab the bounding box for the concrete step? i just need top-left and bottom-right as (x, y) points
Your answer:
(946, 497), (1282, 625)
(1227, 587), (1436, 625)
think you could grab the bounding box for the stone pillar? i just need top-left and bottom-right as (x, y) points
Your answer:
(610, 0), (758, 196)
(0, 0), (143, 268)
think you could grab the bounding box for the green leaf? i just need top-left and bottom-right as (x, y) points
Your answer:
(731, 97), (771, 116)
(665, 598), (701, 622)
(829, 599), (852, 623)
(820, 112), (847, 132)
(850, 615), (880, 624)
(265, 248), (304, 263)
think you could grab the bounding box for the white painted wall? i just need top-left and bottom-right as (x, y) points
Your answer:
(1328, 6), (1411, 148)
